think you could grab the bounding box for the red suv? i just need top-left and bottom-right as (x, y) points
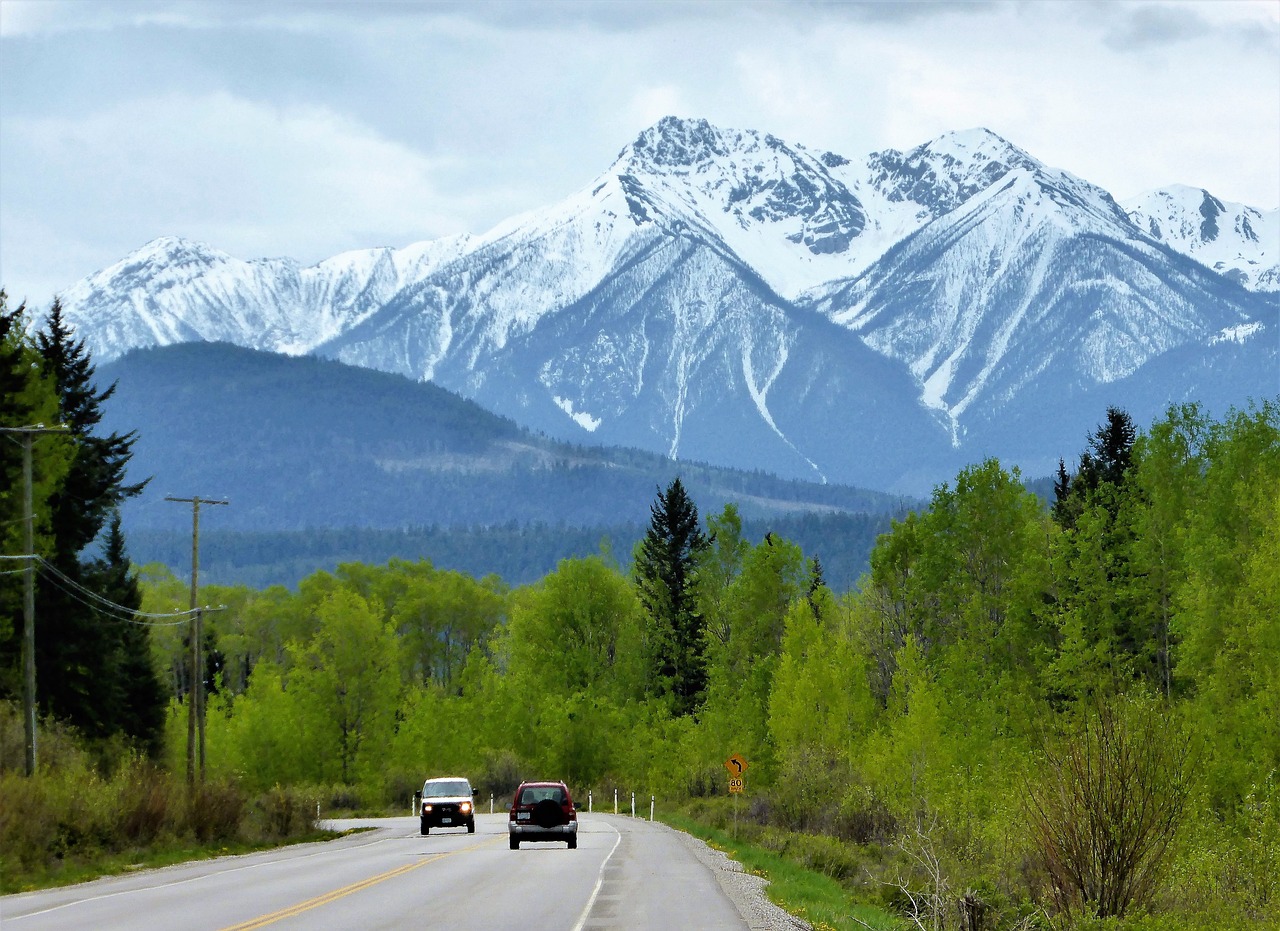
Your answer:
(508, 781), (578, 849)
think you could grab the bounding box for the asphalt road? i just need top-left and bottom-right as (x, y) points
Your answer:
(0, 813), (754, 930)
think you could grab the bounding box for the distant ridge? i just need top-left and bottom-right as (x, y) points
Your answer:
(98, 341), (909, 533)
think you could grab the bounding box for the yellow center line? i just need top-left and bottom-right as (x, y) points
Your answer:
(219, 836), (500, 931)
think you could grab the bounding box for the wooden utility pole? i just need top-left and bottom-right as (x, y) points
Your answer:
(0, 424), (69, 777)
(165, 495), (228, 785)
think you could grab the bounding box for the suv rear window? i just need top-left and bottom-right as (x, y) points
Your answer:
(518, 786), (564, 805)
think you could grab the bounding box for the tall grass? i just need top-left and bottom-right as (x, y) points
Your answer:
(0, 702), (329, 893)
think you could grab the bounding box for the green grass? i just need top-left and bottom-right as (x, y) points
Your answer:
(0, 829), (344, 895)
(660, 812), (903, 931)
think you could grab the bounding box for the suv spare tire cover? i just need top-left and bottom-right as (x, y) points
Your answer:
(533, 797), (566, 828)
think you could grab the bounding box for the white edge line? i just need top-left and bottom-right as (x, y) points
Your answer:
(570, 823), (623, 931)
(6, 829), (404, 921)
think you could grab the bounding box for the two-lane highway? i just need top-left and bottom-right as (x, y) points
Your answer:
(1, 814), (753, 930)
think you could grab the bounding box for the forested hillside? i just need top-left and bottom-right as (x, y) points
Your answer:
(122, 400), (1277, 929)
(125, 509), (893, 590)
(97, 342), (908, 532)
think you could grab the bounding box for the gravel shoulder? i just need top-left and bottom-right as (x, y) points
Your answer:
(674, 827), (812, 931)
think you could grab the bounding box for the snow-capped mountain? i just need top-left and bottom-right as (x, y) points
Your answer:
(46, 117), (1278, 493)
(1123, 185), (1278, 292)
(56, 233), (473, 356)
(807, 165), (1269, 469)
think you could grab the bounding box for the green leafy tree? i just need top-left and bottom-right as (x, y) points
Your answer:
(860, 511), (928, 706)
(696, 503), (749, 649)
(860, 461), (1051, 708)
(1129, 404), (1209, 698)
(701, 531), (808, 778)
(505, 556), (644, 699)
(287, 589), (401, 785)
(389, 563), (506, 691)
(769, 587), (872, 768)
(1174, 401), (1280, 808)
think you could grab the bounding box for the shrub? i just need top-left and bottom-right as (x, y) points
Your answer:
(187, 781), (246, 843)
(383, 770), (419, 812)
(251, 786), (319, 841)
(114, 760), (175, 845)
(1026, 697), (1191, 919)
(325, 784), (362, 812)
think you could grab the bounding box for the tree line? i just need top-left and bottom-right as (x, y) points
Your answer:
(123, 400), (1277, 927)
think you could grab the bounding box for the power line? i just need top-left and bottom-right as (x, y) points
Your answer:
(33, 556), (207, 620)
(32, 568), (199, 628)
(4, 553), (216, 621)
(33, 564), (220, 628)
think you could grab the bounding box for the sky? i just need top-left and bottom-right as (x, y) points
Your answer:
(1, 0), (1277, 307)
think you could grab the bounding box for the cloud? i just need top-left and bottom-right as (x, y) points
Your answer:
(0, 93), (481, 296)
(1090, 0), (1280, 51)
(1, 0), (1276, 304)
(1102, 3), (1212, 50)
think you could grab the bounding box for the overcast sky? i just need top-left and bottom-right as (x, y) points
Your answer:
(1, 0), (1277, 307)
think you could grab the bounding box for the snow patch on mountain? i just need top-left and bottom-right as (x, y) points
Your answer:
(1210, 321), (1264, 345)
(1124, 185), (1279, 292)
(552, 396), (601, 431)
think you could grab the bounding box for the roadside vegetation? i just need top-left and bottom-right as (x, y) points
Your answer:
(3, 290), (1278, 927)
(0, 705), (333, 892)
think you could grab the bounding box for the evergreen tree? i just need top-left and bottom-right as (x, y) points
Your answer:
(87, 514), (168, 757)
(1051, 457), (1072, 525)
(0, 293), (72, 706)
(1047, 406), (1163, 695)
(633, 478), (709, 715)
(1055, 406), (1138, 528)
(806, 555), (827, 619)
(30, 300), (149, 738)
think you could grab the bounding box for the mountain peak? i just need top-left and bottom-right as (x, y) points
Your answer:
(865, 128), (1041, 218)
(623, 116), (734, 168)
(133, 235), (221, 260)
(1123, 185), (1278, 290)
(920, 127), (1025, 158)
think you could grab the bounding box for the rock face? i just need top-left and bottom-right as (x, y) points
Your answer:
(51, 118), (1278, 493)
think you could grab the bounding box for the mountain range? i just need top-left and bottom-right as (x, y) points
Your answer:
(50, 117), (1279, 494)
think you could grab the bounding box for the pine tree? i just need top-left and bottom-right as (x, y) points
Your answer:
(1052, 408), (1137, 529)
(807, 555), (827, 619)
(1048, 406), (1165, 695)
(88, 515), (167, 757)
(31, 300), (149, 738)
(0, 293), (72, 704)
(633, 478), (709, 715)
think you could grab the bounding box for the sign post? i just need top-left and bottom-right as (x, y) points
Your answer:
(724, 754), (748, 838)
